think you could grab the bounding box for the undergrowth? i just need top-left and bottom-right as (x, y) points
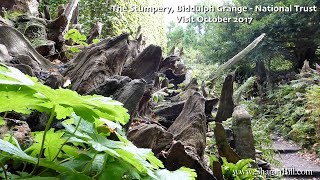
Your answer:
(0, 64), (196, 179)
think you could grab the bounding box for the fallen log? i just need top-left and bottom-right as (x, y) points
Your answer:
(209, 33), (266, 87)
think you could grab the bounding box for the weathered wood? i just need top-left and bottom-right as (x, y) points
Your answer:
(47, 14), (68, 58)
(209, 33), (265, 86)
(231, 105), (256, 161)
(215, 74), (235, 123)
(301, 60), (312, 73)
(168, 92), (207, 157)
(211, 161), (224, 180)
(214, 123), (241, 164)
(205, 98), (219, 122)
(0, 118), (31, 147)
(164, 141), (216, 180)
(154, 101), (185, 128)
(201, 81), (208, 98)
(64, 34), (130, 94)
(163, 69), (185, 86)
(127, 123), (173, 154)
(87, 22), (103, 44)
(0, 26), (54, 71)
(44, 5), (51, 20)
(171, 78), (198, 102)
(122, 45), (162, 83)
(0, 44), (12, 62)
(113, 79), (147, 129)
(0, 0), (39, 17)
(63, 0), (80, 34)
(256, 60), (267, 85)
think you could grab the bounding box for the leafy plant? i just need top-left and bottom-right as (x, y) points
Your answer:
(64, 29), (88, 46)
(64, 29), (89, 56)
(210, 156), (264, 180)
(0, 64), (196, 179)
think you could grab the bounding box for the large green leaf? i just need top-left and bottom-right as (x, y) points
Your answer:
(0, 64), (130, 125)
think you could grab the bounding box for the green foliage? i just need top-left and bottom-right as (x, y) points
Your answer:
(167, 0), (320, 79)
(0, 64), (196, 179)
(41, 0), (166, 46)
(210, 156), (264, 180)
(64, 29), (88, 46)
(249, 74), (320, 156)
(241, 99), (280, 166)
(64, 29), (89, 56)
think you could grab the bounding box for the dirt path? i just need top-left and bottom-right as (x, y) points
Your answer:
(272, 137), (320, 180)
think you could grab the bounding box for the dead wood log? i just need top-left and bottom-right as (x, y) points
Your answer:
(209, 33), (265, 87)
(64, 34), (130, 94)
(316, 63), (320, 72)
(154, 101), (185, 128)
(0, 0), (39, 17)
(0, 118), (32, 147)
(164, 141), (216, 180)
(163, 69), (185, 86)
(0, 26), (54, 71)
(205, 98), (219, 122)
(113, 79), (147, 129)
(155, 98), (218, 128)
(127, 123), (173, 155)
(215, 74), (235, 123)
(137, 85), (153, 116)
(0, 16), (13, 26)
(44, 5), (51, 20)
(256, 60), (267, 85)
(87, 22), (103, 44)
(135, 26), (142, 40)
(63, 0), (80, 34)
(122, 45), (162, 83)
(214, 123), (241, 164)
(168, 92), (207, 157)
(171, 78), (198, 102)
(201, 81), (208, 98)
(211, 161), (224, 180)
(301, 60), (312, 73)
(47, 14), (67, 58)
(231, 105), (256, 161)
